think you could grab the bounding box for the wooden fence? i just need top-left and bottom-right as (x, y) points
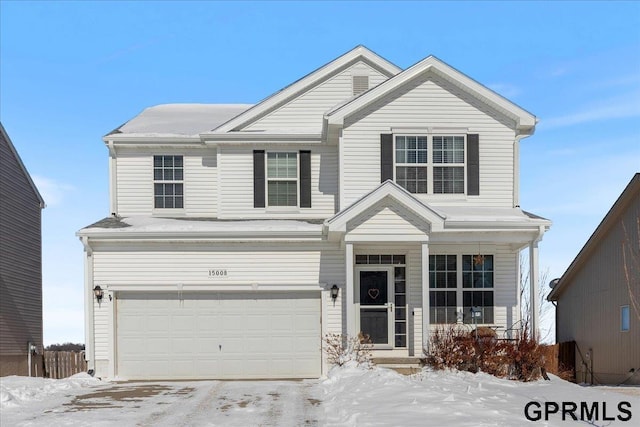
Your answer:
(541, 341), (576, 382)
(44, 351), (87, 379)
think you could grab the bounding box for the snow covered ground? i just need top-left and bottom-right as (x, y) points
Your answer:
(1, 368), (638, 426)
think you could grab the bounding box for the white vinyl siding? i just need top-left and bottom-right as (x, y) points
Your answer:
(218, 145), (337, 219)
(346, 200), (430, 237)
(91, 242), (345, 372)
(341, 73), (517, 208)
(243, 61), (389, 132)
(115, 148), (218, 217)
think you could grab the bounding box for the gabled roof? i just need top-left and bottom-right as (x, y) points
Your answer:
(208, 45), (401, 134)
(325, 55), (537, 134)
(0, 123), (45, 208)
(325, 180), (446, 234)
(548, 173), (640, 301)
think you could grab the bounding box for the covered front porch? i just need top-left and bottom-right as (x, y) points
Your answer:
(323, 181), (551, 357)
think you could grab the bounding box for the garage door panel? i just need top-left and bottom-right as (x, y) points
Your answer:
(117, 291), (321, 379)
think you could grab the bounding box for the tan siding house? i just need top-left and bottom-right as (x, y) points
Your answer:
(79, 46), (551, 380)
(0, 123), (45, 377)
(549, 174), (640, 385)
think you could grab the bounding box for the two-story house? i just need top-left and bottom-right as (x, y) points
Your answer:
(1, 123), (45, 377)
(78, 46), (551, 380)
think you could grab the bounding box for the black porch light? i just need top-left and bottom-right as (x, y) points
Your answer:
(330, 284), (339, 301)
(93, 285), (104, 303)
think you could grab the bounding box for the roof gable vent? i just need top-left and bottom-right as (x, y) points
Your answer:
(352, 75), (369, 96)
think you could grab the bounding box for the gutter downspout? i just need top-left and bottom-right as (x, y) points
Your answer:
(513, 135), (524, 208)
(27, 342), (36, 376)
(107, 141), (117, 215)
(80, 236), (95, 374)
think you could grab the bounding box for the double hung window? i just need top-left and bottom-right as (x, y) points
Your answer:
(153, 155), (183, 209)
(267, 152), (298, 207)
(394, 135), (465, 194)
(395, 136), (428, 193)
(429, 254), (495, 325)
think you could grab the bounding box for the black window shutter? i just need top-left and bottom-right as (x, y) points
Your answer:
(299, 150), (311, 208)
(467, 134), (480, 196)
(380, 134), (393, 182)
(253, 150), (265, 208)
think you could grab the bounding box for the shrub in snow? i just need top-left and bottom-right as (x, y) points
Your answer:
(323, 333), (373, 368)
(423, 325), (544, 382)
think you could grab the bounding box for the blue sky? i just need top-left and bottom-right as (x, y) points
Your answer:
(1, 1), (639, 345)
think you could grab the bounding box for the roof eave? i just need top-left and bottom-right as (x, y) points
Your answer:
(327, 56), (537, 132)
(102, 135), (204, 144)
(548, 174), (640, 301)
(0, 123), (46, 208)
(76, 229), (324, 241)
(200, 132), (323, 143)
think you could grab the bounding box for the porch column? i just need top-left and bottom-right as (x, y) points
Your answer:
(529, 240), (539, 341)
(421, 241), (430, 351)
(345, 242), (356, 337)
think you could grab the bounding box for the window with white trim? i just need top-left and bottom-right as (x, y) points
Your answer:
(429, 254), (495, 325)
(153, 155), (183, 208)
(394, 134), (465, 194)
(267, 152), (298, 207)
(621, 305), (630, 332)
(429, 255), (458, 324)
(462, 255), (494, 324)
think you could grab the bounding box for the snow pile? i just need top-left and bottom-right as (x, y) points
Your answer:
(0, 373), (102, 409)
(320, 365), (640, 426)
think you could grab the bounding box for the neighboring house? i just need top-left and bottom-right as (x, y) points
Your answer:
(78, 46), (551, 380)
(0, 123), (46, 377)
(549, 174), (639, 385)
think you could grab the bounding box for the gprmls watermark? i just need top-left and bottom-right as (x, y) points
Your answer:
(524, 401), (633, 422)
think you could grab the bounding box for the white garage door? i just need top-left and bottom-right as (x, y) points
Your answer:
(116, 291), (321, 380)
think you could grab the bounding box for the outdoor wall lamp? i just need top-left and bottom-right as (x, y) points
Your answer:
(93, 285), (104, 303)
(330, 284), (340, 301)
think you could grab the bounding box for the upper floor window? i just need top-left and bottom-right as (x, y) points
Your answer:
(267, 152), (297, 207)
(395, 136), (428, 193)
(394, 135), (465, 195)
(153, 155), (183, 209)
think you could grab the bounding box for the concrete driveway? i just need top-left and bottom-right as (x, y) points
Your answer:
(5, 379), (323, 426)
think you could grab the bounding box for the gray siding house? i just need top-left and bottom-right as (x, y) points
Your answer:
(0, 123), (46, 377)
(549, 174), (639, 385)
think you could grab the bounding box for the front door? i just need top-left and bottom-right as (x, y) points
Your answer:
(357, 267), (394, 348)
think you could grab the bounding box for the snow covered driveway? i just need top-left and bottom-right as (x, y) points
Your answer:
(1, 375), (322, 426)
(2, 368), (639, 426)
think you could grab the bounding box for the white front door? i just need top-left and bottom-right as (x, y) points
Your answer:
(356, 266), (394, 348)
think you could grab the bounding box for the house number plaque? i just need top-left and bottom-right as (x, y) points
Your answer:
(208, 269), (229, 278)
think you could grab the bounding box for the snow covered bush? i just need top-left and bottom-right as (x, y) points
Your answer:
(423, 325), (544, 382)
(323, 333), (373, 368)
